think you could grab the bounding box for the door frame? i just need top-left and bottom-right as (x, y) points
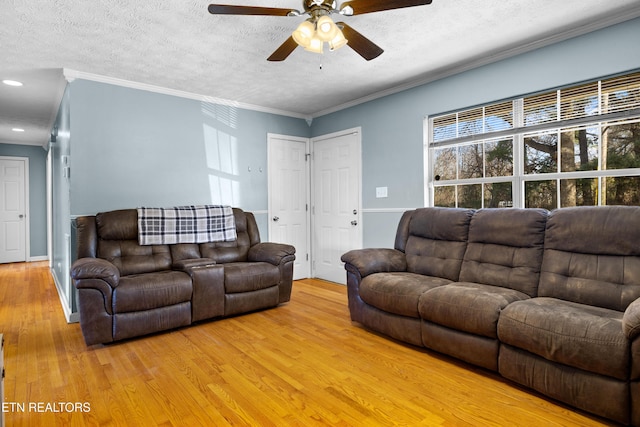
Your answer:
(310, 127), (363, 280)
(0, 156), (30, 263)
(267, 133), (311, 279)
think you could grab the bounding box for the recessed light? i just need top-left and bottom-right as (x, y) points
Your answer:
(2, 80), (23, 87)
(12, 128), (25, 132)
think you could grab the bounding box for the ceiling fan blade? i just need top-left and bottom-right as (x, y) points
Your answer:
(267, 36), (299, 61)
(337, 22), (383, 61)
(340, 0), (432, 15)
(208, 4), (294, 16)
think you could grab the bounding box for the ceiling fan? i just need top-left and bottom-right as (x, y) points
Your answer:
(208, 0), (433, 61)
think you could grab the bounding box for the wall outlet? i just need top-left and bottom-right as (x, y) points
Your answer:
(376, 186), (388, 198)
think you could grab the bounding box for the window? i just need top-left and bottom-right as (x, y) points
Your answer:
(426, 70), (640, 208)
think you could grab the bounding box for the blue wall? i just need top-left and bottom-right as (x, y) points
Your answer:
(0, 143), (48, 258)
(51, 85), (74, 315)
(69, 80), (311, 232)
(311, 17), (640, 247)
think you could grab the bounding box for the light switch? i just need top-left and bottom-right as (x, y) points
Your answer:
(376, 186), (388, 198)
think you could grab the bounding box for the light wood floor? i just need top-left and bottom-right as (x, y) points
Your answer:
(0, 261), (615, 426)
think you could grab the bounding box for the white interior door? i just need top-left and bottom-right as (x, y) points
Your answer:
(312, 128), (362, 284)
(268, 134), (310, 280)
(0, 158), (27, 264)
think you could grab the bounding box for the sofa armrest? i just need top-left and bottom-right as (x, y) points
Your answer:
(172, 258), (217, 271)
(341, 248), (407, 278)
(248, 242), (296, 265)
(70, 258), (120, 288)
(623, 297), (640, 340)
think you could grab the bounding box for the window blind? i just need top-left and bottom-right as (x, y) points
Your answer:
(431, 70), (640, 145)
(601, 71), (640, 114)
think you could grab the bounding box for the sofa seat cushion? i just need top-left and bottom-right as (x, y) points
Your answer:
(223, 262), (280, 293)
(360, 272), (451, 318)
(419, 282), (530, 338)
(498, 297), (628, 380)
(114, 271), (193, 313)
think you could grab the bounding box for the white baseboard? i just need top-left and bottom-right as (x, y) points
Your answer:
(50, 268), (80, 324)
(28, 256), (49, 262)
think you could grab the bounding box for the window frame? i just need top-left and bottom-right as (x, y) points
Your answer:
(424, 70), (640, 209)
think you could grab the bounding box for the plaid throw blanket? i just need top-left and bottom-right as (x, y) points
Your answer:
(137, 205), (237, 245)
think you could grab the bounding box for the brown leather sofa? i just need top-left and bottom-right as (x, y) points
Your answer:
(71, 208), (295, 346)
(342, 206), (640, 425)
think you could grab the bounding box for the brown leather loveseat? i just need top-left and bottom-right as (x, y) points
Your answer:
(342, 206), (640, 425)
(71, 207), (295, 346)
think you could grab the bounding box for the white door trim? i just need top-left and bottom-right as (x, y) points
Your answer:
(267, 133), (311, 279)
(0, 156), (30, 263)
(310, 127), (363, 281)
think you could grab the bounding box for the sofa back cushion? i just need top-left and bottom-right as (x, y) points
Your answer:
(95, 209), (172, 276)
(459, 208), (548, 297)
(539, 206), (640, 311)
(394, 210), (414, 253)
(197, 209), (259, 263)
(404, 208), (474, 281)
(83, 208), (260, 273)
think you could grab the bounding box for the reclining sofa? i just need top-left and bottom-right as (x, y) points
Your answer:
(342, 206), (640, 425)
(71, 207), (295, 346)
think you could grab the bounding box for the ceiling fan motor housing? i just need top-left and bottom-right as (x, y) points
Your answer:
(304, 0), (337, 13)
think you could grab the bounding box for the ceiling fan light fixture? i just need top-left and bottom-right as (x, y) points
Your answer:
(316, 15), (338, 42)
(210, 0), (436, 61)
(292, 20), (315, 47)
(329, 29), (347, 51)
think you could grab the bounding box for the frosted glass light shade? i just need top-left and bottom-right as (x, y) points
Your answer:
(329, 29), (347, 51)
(292, 20), (315, 48)
(316, 15), (338, 42)
(304, 35), (324, 53)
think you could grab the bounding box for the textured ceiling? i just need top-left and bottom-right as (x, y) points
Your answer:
(2, 0), (640, 146)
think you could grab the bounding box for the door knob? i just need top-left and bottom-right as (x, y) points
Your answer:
(351, 220), (358, 226)
(272, 216), (280, 222)
(19, 214), (24, 219)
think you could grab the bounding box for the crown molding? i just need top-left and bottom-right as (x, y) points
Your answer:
(62, 69), (311, 121)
